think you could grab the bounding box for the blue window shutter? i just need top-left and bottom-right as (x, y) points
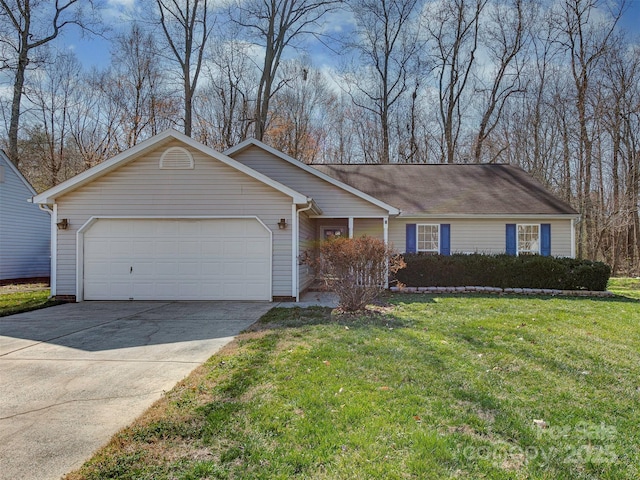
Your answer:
(406, 224), (416, 253)
(440, 224), (451, 255)
(506, 224), (517, 255)
(541, 223), (551, 256)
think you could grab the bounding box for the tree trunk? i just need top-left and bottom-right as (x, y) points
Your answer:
(8, 49), (29, 166)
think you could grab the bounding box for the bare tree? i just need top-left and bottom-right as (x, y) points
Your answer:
(69, 68), (122, 170)
(229, 0), (341, 141)
(105, 23), (176, 147)
(20, 51), (83, 189)
(320, 91), (358, 164)
(0, 0), (99, 165)
(426, 0), (487, 163)
(553, 0), (622, 258)
(598, 38), (640, 273)
(155, 0), (212, 137)
(194, 39), (257, 149)
(343, 0), (422, 164)
(472, 0), (529, 163)
(266, 59), (333, 163)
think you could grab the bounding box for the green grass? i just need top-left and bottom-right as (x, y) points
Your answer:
(67, 293), (640, 480)
(0, 289), (57, 317)
(608, 277), (640, 300)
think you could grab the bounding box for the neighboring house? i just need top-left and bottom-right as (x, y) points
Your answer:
(0, 151), (50, 281)
(32, 129), (579, 302)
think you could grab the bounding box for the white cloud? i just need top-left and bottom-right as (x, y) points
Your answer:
(101, 0), (138, 23)
(108, 0), (136, 9)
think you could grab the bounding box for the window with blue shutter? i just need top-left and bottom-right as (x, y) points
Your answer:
(506, 224), (517, 255)
(440, 224), (451, 255)
(541, 223), (551, 256)
(406, 224), (416, 253)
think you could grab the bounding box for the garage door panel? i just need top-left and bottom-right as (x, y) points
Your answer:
(202, 240), (223, 255)
(84, 219), (271, 300)
(179, 222), (202, 235)
(110, 282), (135, 298)
(109, 261), (131, 276)
(84, 261), (110, 276)
(85, 240), (109, 256)
(180, 241), (201, 255)
(179, 262), (200, 275)
(133, 240), (153, 255)
(246, 239), (269, 254)
(156, 261), (178, 276)
(223, 240), (246, 256)
(133, 261), (155, 276)
(110, 240), (133, 255)
(84, 282), (108, 298)
(156, 240), (178, 255)
(132, 282), (154, 297)
(246, 261), (270, 275)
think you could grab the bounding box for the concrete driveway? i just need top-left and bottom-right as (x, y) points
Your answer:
(0, 300), (272, 480)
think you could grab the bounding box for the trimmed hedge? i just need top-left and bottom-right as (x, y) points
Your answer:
(394, 254), (611, 291)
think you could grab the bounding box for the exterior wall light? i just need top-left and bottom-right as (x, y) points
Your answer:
(57, 218), (69, 230)
(278, 218), (288, 230)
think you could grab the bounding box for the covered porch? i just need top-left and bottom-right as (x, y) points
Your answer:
(298, 215), (389, 294)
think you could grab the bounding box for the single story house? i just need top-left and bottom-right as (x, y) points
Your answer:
(0, 150), (50, 281)
(32, 129), (579, 302)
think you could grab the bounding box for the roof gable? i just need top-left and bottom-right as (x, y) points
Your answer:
(0, 151), (37, 196)
(312, 164), (579, 217)
(225, 139), (400, 215)
(33, 130), (309, 205)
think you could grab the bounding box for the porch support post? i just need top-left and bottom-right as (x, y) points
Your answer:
(383, 217), (388, 245)
(292, 204), (298, 301)
(50, 204), (58, 296)
(571, 217), (576, 258)
(348, 217), (354, 238)
(383, 217), (389, 288)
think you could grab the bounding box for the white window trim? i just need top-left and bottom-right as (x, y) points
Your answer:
(417, 223), (440, 254)
(517, 223), (541, 255)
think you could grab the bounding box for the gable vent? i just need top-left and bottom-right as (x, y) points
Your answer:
(159, 147), (194, 169)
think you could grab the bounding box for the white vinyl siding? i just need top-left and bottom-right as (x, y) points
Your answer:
(353, 218), (384, 240)
(55, 140), (293, 297)
(390, 218), (574, 257)
(231, 146), (387, 217)
(0, 155), (50, 280)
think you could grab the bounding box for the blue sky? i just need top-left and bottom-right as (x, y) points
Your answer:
(57, 0), (640, 72)
(620, 0), (640, 32)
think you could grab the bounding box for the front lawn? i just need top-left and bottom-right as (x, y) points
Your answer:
(608, 277), (640, 300)
(67, 294), (640, 480)
(0, 287), (56, 317)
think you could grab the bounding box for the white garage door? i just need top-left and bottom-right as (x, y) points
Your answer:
(83, 218), (271, 300)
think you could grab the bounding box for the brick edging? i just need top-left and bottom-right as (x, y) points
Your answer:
(389, 286), (614, 297)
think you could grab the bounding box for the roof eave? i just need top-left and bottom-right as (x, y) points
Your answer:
(397, 213), (580, 219)
(225, 139), (400, 215)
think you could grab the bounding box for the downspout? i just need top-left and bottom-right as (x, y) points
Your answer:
(36, 202), (56, 298)
(571, 216), (579, 259)
(295, 200), (315, 302)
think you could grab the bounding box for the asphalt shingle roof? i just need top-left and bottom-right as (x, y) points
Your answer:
(311, 163), (578, 216)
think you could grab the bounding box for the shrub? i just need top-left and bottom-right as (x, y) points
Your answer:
(310, 236), (405, 312)
(394, 254), (611, 291)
